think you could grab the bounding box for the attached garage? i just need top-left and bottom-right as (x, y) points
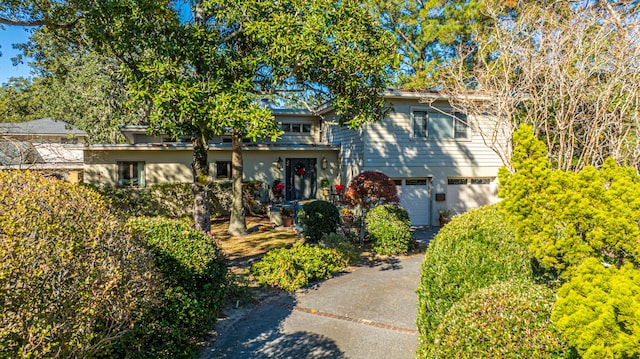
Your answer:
(394, 178), (431, 226)
(446, 177), (498, 214)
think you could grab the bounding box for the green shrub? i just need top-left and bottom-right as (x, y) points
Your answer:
(298, 200), (340, 241)
(499, 125), (640, 278)
(416, 204), (532, 356)
(250, 243), (346, 292)
(321, 232), (360, 265)
(149, 183), (194, 218)
(552, 258), (640, 359)
(426, 281), (572, 359)
(84, 182), (161, 217)
(86, 181), (238, 218)
(365, 204), (412, 255)
(124, 217), (228, 358)
(0, 171), (158, 358)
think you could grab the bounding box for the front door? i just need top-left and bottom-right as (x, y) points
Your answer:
(285, 158), (317, 200)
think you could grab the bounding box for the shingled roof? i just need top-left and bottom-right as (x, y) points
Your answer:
(0, 118), (87, 136)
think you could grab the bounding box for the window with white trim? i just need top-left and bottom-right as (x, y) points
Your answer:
(412, 110), (469, 139)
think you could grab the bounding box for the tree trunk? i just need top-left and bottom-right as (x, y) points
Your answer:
(191, 134), (211, 233)
(228, 130), (247, 236)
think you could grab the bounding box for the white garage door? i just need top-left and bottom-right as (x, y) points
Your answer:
(395, 178), (431, 226)
(446, 178), (498, 214)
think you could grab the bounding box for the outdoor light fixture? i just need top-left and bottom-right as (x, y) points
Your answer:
(273, 156), (283, 170)
(321, 156), (328, 170)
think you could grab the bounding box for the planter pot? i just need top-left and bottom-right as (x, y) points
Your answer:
(282, 216), (293, 228)
(322, 188), (330, 200)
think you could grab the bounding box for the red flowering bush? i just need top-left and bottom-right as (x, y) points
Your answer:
(343, 171), (399, 209)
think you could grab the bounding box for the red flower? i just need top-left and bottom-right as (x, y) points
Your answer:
(335, 184), (345, 194)
(274, 183), (284, 193)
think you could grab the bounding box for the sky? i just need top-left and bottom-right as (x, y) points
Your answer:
(0, 3), (192, 87)
(0, 26), (33, 86)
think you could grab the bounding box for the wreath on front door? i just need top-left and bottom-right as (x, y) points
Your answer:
(295, 162), (306, 176)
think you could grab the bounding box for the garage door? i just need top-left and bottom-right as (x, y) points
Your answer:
(446, 178), (498, 214)
(395, 178), (431, 226)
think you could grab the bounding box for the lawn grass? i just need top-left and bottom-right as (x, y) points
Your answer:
(210, 216), (300, 270)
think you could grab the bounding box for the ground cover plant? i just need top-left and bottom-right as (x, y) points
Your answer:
(250, 243), (347, 292)
(0, 171), (158, 358)
(416, 204), (532, 356)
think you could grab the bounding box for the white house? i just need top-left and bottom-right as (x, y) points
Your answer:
(83, 90), (505, 226)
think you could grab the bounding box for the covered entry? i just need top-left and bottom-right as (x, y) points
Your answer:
(394, 178), (431, 226)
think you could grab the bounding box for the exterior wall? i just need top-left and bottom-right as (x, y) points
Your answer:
(323, 95), (506, 225)
(323, 113), (365, 186)
(84, 148), (193, 185)
(362, 98), (503, 225)
(363, 98), (504, 173)
(84, 146), (340, 200)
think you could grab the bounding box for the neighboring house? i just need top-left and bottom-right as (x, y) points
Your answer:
(0, 118), (87, 183)
(83, 90), (505, 226)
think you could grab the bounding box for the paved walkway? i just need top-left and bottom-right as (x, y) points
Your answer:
(199, 226), (439, 359)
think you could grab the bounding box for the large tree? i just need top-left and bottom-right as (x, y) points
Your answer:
(0, 0), (395, 235)
(0, 29), (145, 143)
(365, 0), (517, 88)
(434, 0), (640, 172)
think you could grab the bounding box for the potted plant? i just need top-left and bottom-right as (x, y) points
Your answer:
(281, 207), (294, 227)
(438, 208), (452, 227)
(341, 207), (354, 223)
(320, 178), (330, 198)
(272, 179), (284, 202)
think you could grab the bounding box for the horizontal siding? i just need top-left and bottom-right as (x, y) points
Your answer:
(325, 115), (365, 183)
(364, 99), (505, 169)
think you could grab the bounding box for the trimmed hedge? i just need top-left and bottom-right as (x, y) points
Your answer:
(124, 217), (228, 358)
(365, 204), (413, 255)
(427, 281), (572, 358)
(250, 243), (346, 292)
(86, 181), (237, 218)
(416, 204), (532, 356)
(298, 200), (340, 241)
(0, 171), (158, 358)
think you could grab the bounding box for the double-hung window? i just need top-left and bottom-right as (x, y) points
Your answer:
(412, 110), (469, 139)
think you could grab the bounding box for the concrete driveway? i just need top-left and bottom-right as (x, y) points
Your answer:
(199, 227), (437, 359)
